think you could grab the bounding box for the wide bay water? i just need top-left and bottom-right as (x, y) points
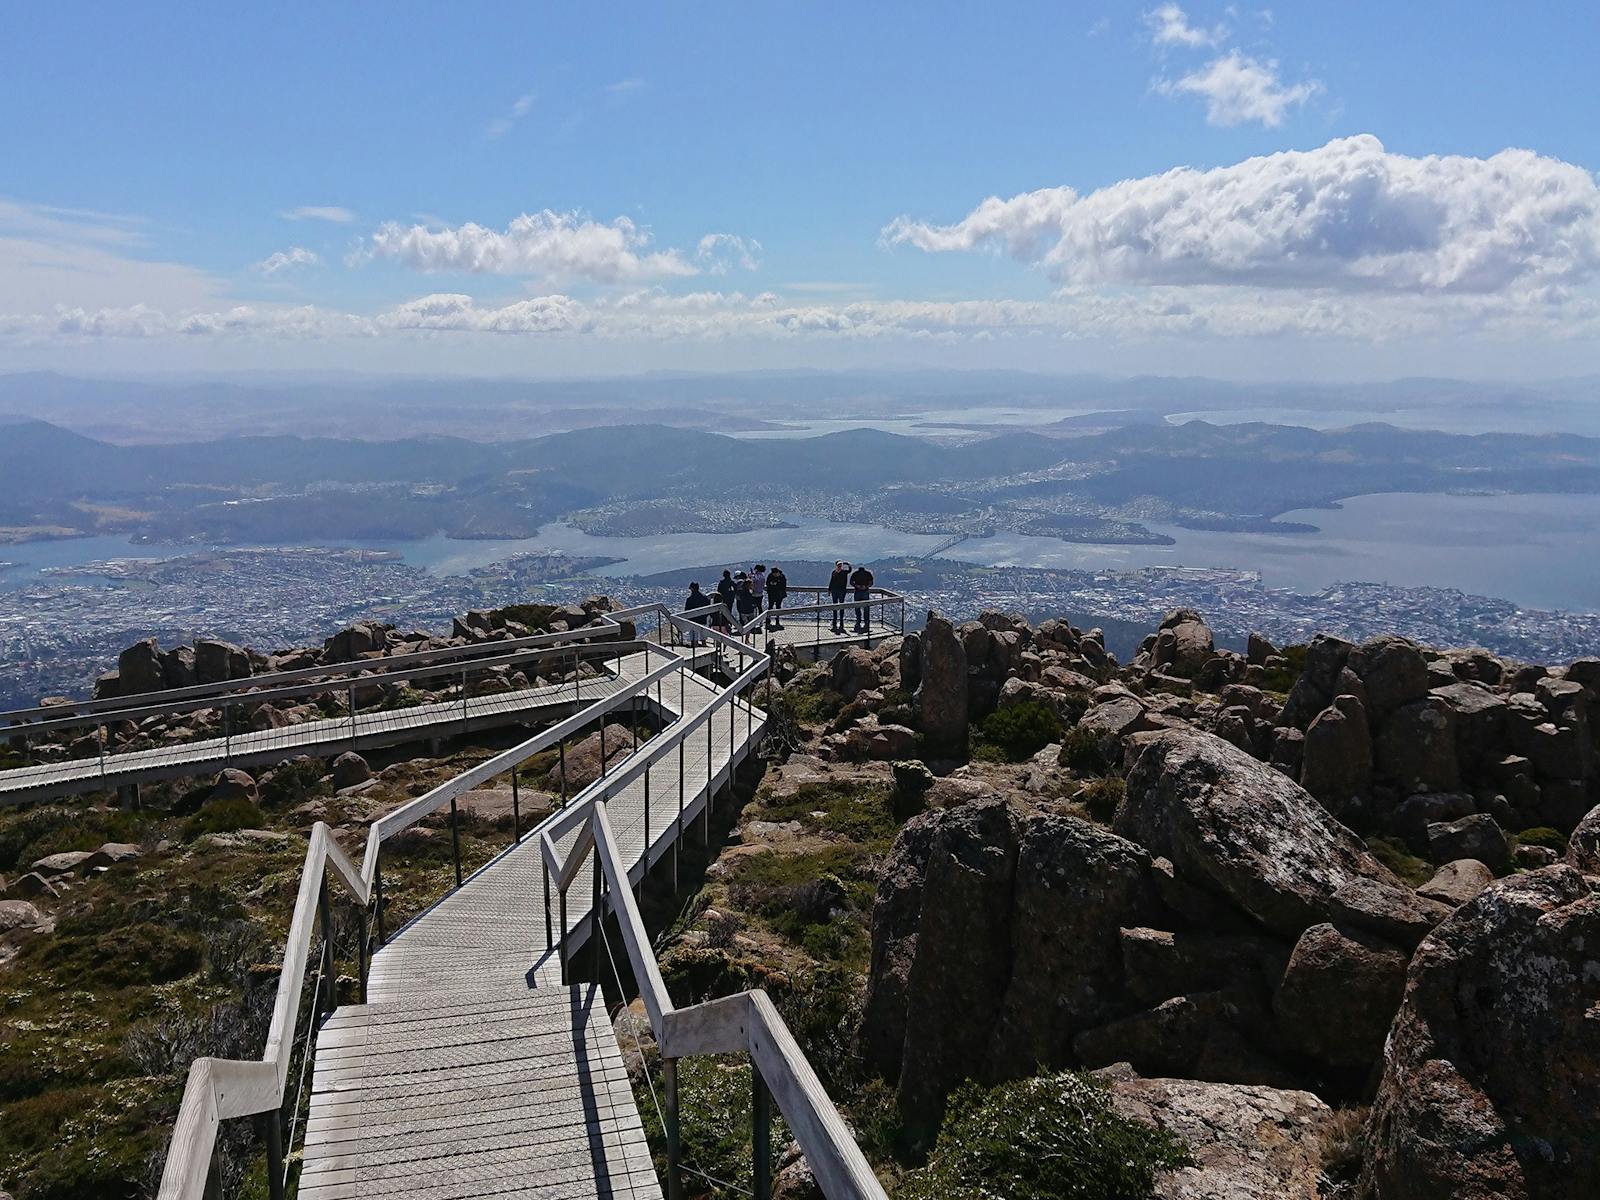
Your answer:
(2, 492), (1597, 614)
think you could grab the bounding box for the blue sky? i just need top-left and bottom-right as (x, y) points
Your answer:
(2, 2), (1598, 379)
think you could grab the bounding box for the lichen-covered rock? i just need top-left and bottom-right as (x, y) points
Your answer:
(1425, 813), (1510, 875)
(1272, 921), (1408, 1069)
(1107, 1074), (1336, 1200)
(1117, 729), (1396, 936)
(895, 797), (1019, 1135)
(1416, 858), (1495, 907)
(118, 636), (165, 695)
(912, 610), (968, 755)
(1282, 634), (1354, 729)
(1364, 866), (1600, 1198)
(828, 646), (880, 700)
(1300, 694), (1372, 820)
(1375, 697), (1461, 794)
(1348, 635), (1432, 723)
(331, 751), (372, 790)
(986, 814), (1159, 1078)
(857, 811), (941, 1079)
(1568, 803), (1600, 874)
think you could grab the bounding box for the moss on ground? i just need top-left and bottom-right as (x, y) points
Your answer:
(1366, 835), (1434, 886)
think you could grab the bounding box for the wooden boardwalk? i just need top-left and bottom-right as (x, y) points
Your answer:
(299, 653), (761, 1198)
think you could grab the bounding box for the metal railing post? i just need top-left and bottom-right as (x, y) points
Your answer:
(559, 887), (569, 985)
(375, 856), (386, 946)
(664, 1057), (684, 1200)
(511, 769), (521, 843)
(592, 841), (603, 987)
(753, 1066), (772, 1200)
(559, 739), (568, 804)
(317, 881), (334, 1023)
(449, 795), (462, 888)
(460, 669), (468, 723)
(543, 861), (553, 951)
(263, 1108), (285, 1200)
(356, 905), (369, 1003)
(348, 684), (356, 736)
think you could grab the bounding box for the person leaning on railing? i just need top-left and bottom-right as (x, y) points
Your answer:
(828, 561), (849, 634)
(681, 582), (709, 646)
(849, 563), (875, 632)
(765, 564), (788, 630)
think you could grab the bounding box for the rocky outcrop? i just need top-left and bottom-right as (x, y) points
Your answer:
(1568, 803), (1600, 874)
(1273, 922), (1408, 1070)
(331, 751), (371, 790)
(893, 797), (1020, 1135)
(912, 610), (968, 756)
(1300, 694), (1371, 820)
(1365, 867), (1600, 1198)
(1116, 729), (1395, 937)
(118, 637), (166, 695)
(1105, 1072), (1337, 1200)
(986, 813), (1160, 1079)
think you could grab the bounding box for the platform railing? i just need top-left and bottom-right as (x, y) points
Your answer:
(547, 700), (889, 1200)
(0, 621), (644, 804)
(155, 603), (772, 1200)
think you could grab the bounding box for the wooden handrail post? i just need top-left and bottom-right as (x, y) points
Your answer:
(753, 1066), (772, 1200)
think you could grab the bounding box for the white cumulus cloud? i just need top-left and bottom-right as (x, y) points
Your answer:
(255, 246), (320, 274)
(1145, 3), (1224, 48)
(881, 135), (1600, 296)
(484, 91), (536, 140)
(362, 211), (702, 283)
(696, 233), (762, 274)
(1156, 50), (1319, 127)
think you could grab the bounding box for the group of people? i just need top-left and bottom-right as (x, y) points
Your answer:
(679, 560), (876, 641)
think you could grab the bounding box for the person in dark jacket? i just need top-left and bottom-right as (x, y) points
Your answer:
(682, 581), (708, 646)
(765, 565), (788, 630)
(714, 569), (736, 615)
(734, 573), (760, 631)
(828, 561), (849, 633)
(849, 563), (875, 632)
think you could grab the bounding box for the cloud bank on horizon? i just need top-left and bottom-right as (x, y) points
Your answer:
(1, 3), (1596, 376)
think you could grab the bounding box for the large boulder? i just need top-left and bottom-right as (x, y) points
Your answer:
(195, 637), (251, 683)
(893, 798), (1019, 1136)
(986, 813), (1160, 1078)
(1116, 729), (1396, 937)
(1374, 697), (1460, 795)
(1272, 922), (1408, 1069)
(118, 637), (166, 695)
(1416, 858), (1495, 907)
(331, 751), (372, 790)
(828, 646), (880, 700)
(1347, 635), (1431, 723)
(1107, 1074), (1336, 1200)
(912, 610), (968, 755)
(1153, 608), (1215, 679)
(1299, 694), (1372, 821)
(209, 767), (259, 803)
(1425, 813), (1510, 875)
(1281, 634), (1354, 729)
(161, 645), (197, 689)
(1567, 804), (1600, 874)
(1365, 867), (1600, 1198)
(858, 814), (942, 1078)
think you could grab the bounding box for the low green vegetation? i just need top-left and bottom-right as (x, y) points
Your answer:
(972, 701), (1062, 763)
(1058, 725), (1110, 776)
(1077, 776), (1125, 823)
(637, 1055), (790, 1195)
(1513, 826), (1567, 852)
(1366, 835), (1434, 886)
(1260, 642), (1309, 695)
(756, 780), (899, 844)
(181, 796), (266, 840)
(897, 1072), (1192, 1200)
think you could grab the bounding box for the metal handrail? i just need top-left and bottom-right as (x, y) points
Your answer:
(154, 602), (764, 1200)
(157, 588), (904, 1199)
(551, 732), (888, 1200)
